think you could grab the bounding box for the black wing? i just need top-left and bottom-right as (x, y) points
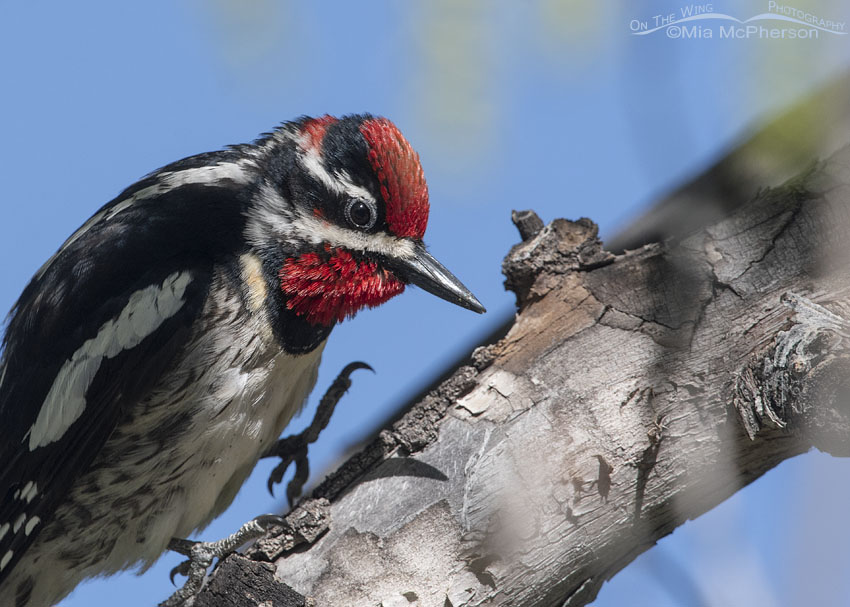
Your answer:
(0, 152), (253, 584)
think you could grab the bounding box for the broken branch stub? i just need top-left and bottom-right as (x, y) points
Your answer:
(198, 145), (850, 607)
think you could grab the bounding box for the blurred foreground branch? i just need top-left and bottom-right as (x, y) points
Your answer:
(609, 71), (850, 252)
(194, 140), (850, 606)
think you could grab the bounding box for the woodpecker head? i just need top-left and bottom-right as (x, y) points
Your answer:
(247, 114), (485, 327)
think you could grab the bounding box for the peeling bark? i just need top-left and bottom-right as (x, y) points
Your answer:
(194, 143), (850, 607)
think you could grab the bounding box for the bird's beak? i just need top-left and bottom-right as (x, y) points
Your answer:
(383, 242), (486, 314)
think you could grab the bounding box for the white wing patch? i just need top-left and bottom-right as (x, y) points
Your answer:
(27, 272), (193, 451)
(24, 516), (40, 536)
(35, 162), (254, 280)
(19, 481), (37, 503)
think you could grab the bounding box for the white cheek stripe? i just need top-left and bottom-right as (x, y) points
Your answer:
(0, 550), (12, 571)
(27, 272), (192, 451)
(35, 161), (253, 280)
(291, 211), (415, 259)
(248, 183), (415, 260)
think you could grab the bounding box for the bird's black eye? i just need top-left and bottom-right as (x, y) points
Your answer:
(344, 199), (376, 230)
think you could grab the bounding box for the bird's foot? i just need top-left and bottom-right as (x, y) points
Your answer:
(159, 514), (284, 607)
(263, 361), (373, 505)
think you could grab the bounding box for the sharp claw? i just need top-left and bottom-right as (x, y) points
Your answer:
(265, 361), (372, 499)
(340, 361), (374, 377)
(267, 459), (290, 497)
(169, 560), (190, 586)
(161, 515), (283, 605)
(286, 452), (310, 508)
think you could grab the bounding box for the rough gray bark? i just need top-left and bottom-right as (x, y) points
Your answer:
(194, 145), (850, 606)
(193, 556), (305, 607)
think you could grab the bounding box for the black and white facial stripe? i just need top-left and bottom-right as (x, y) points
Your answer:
(243, 125), (416, 264)
(0, 115), (451, 604)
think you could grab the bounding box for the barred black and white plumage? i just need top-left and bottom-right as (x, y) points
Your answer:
(0, 114), (484, 607)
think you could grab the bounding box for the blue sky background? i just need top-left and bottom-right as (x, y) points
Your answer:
(1, 1), (849, 605)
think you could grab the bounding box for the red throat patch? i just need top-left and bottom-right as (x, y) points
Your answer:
(359, 118), (429, 239)
(280, 248), (405, 326)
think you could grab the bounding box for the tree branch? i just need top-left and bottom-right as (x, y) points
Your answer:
(195, 144), (850, 606)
